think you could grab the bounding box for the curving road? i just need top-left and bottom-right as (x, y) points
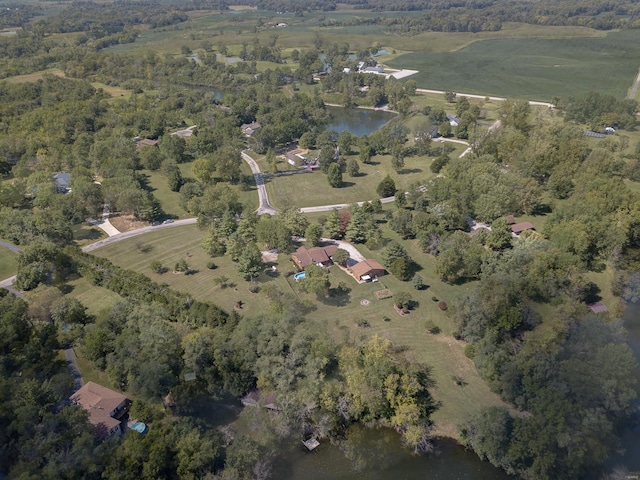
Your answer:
(82, 218), (198, 252)
(300, 195), (396, 214)
(241, 151), (277, 215)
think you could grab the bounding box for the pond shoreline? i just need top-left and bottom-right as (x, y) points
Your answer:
(325, 102), (399, 115)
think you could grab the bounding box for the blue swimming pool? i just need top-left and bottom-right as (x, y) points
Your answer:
(294, 272), (306, 281)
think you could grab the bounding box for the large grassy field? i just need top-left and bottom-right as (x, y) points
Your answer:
(89, 215), (507, 437)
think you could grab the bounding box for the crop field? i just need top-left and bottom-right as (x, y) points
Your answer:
(388, 29), (640, 101)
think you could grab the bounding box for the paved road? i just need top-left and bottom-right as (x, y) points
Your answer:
(299, 195), (396, 214)
(241, 151), (277, 215)
(322, 238), (366, 262)
(65, 347), (84, 391)
(416, 88), (555, 108)
(0, 240), (22, 253)
(0, 275), (21, 299)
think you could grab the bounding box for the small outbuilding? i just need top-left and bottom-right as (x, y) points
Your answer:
(302, 437), (320, 451)
(446, 114), (461, 127)
(350, 259), (386, 282)
(588, 302), (608, 314)
(241, 389), (280, 411)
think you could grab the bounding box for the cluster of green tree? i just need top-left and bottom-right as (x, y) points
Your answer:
(0, 288), (237, 480)
(32, 2), (188, 36)
(318, 12), (502, 34)
(556, 91), (638, 130)
(0, 290), (102, 478)
(321, 69), (416, 113)
(237, 36), (283, 63)
(454, 238), (638, 478)
(249, 0), (640, 30)
(250, 91), (328, 151)
(0, 3), (43, 29)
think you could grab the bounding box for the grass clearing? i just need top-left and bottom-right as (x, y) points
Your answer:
(90, 81), (132, 98)
(3, 68), (66, 83)
(65, 276), (122, 317)
(75, 350), (115, 387)
(0, 246), (18, 279)
(72, 224), (108, 247)
(263, 146), (465, 209)
(141, 169), (191, 219)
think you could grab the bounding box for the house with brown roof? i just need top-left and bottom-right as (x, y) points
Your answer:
(291, 245), (338, 270)
(350, 259), (386, 282)
(135, 138), (158, 151)
(588, 302), (608, 314)
(241, 389), (280, 411)
(241, 121), (261, 137)
(511, 222), (535, 235)
(70, 382), (129, 439)
(505, 215), (516, 225)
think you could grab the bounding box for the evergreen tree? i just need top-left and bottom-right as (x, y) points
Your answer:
(376, 174), (396, 198)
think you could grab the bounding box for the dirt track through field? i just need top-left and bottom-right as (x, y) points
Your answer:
(629, 69), (640, 100)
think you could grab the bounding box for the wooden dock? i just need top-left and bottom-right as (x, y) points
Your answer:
(302, 437), (320, 451)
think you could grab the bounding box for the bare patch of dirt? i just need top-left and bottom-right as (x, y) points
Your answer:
(109, 214), (148, 232)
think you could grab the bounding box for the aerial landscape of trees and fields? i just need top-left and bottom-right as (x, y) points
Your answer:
(3, 0), (640, 478)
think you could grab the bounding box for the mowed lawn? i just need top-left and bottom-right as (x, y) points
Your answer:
(65, 276), (123, 317)
(388, 29), (640, 101)
(263, 145), (465, 209)
(90, 217), (506, 438)
(91, 224), (292, 318)
(0, 246), (18, 279)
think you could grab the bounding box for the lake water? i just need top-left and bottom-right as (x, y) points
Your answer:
(271, 425), (512, 480)
(326, 106), (396, 137)
(268, 302), (640, 479)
